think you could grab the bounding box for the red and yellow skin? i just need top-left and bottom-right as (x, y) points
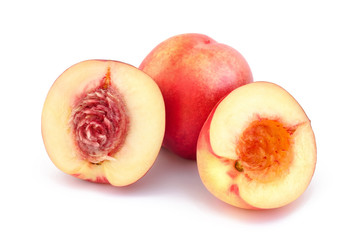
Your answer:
(140, 33), (253, 160)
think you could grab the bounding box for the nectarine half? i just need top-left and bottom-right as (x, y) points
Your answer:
(42, 60), (165, 186)
(197, 81), (316, 209)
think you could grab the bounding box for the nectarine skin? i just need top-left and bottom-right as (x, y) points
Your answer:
(140, 33), (253, 160)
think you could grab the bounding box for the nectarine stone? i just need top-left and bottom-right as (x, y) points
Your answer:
(70, 77), (129, 164)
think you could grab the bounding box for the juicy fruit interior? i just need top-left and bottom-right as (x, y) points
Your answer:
(235, 119), (295, 183)
(70, 68), (129, 164)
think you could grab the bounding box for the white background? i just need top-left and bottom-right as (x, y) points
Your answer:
(1, 0), (359, 239)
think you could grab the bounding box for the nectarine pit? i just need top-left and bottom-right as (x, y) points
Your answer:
(70, 72), (129, 164)
(236, 119), (295, 182)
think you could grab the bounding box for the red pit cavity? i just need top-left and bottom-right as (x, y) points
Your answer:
(70, 78), (129, 164)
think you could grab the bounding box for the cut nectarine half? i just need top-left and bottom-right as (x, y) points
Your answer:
(42, 60), (165, 186)
(197, 81), (316, 209)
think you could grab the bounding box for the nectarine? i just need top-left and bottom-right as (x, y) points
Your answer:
(42, 60), (165, 186)
(140, 33), (253, 160)
(197, 82), (316, 209)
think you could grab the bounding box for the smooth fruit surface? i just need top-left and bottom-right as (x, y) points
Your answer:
(197, 81), (316, 209)
(42, 60), (165, 186)
(139, 33), (253, 160)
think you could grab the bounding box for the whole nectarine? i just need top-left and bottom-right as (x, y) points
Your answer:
(140, 33), (253, 160)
